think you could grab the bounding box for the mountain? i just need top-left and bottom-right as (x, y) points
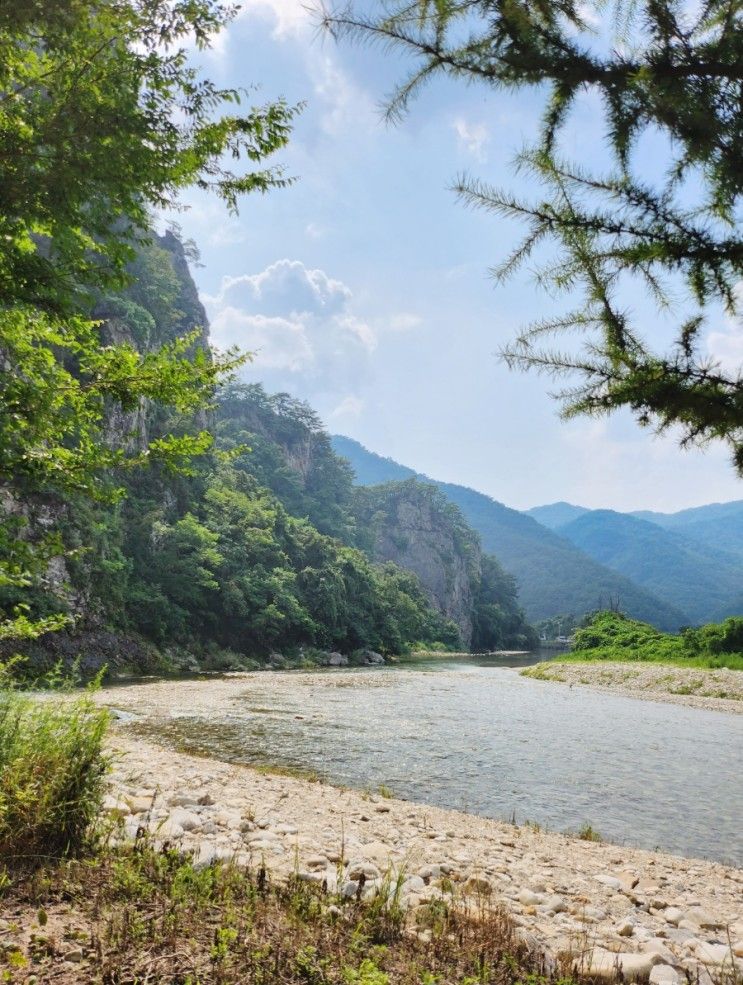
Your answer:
(331, 436), (687, 630)
(525, 502), (590, 530)
(351, 479), (535, 648)
(632, 501), (743, 561)
(557, 510), (743, 624)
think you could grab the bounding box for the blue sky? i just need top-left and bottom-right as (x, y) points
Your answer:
(167, 0), (743, 513)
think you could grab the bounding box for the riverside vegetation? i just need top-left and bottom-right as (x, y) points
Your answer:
(522, 613), (743, 711)
(548, 613), (743, 671)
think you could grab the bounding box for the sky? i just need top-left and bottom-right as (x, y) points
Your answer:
(165, 0), (743, 514)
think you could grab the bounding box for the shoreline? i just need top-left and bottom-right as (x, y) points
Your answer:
(521, 662), (743, 715)
(98, 678), (743, 981)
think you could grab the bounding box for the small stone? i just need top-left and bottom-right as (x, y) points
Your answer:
(518, 889), (543, 905)
(685, 908), (724, 929)
(274, 823), (299, 835)
(402, 876), (426, 895)
(617, 920), (635, 937)
(664, 908), (682, 926)
(169, 808), (201, 832)
(649, 966), (681, 985)
(595, 875), (623, 891)
(126, 796), (153, 815)
(305, 855), (329, 871)
(347, 860), (379, 880)
(585, 948), (662, 981)
(64, 948), (84, 963)
(545, 895), (567, 913)
(691, 942), (738, 966)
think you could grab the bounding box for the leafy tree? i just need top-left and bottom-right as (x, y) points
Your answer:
(323, 0), (743, 468)
(0, 0), (298, 640)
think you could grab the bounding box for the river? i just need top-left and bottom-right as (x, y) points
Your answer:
(122, 660), (743, 864)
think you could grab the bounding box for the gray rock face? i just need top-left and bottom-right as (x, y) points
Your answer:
(354, 481), (481, 646)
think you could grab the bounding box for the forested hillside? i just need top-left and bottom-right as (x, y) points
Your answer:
(632, 501), (743, 562)
(331, 436), (688, 630)
(3, 235), (536, 673)
(555, 511), (743, 625)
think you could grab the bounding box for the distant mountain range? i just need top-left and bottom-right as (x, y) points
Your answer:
(331, 436), (690, 630)
(525, 500), (743, 624)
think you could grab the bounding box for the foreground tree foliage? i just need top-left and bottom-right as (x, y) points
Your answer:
(0, 0), (297, 639)
(323, 0), (743, 468)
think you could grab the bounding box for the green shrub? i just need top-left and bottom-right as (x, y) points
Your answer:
(0, 664), (109, 863)
(566, 611), (743, 669)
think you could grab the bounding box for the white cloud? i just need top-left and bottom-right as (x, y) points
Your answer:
(203, 258), (377, 412)
(453, 118), (489, 162)
(241, 0), (310, 39)
(210, 309), (312, 370)
(206, 258), (352, 318)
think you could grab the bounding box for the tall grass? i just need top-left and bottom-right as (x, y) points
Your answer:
(0, 661), (109, 864)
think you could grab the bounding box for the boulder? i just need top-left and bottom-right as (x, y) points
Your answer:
(361, 650), (385, 665)
(327, 652), (349, 667)
(583, 948), (662, 981)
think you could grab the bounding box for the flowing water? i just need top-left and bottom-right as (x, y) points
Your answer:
(134, 659), (743, 864)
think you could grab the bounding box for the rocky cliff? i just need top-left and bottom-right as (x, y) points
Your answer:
(351, 480), (481, 646)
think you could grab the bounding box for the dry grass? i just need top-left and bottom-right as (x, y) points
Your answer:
(0, 836), (581, 985)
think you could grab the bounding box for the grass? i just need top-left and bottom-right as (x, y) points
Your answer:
(0, 664), (109, 867)
(0, 836), (584, 985)
(576, 824), (602, 843)
(549, 648), (743, 670)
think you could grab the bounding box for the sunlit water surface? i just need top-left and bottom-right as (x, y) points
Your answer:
(136, 660), (743, 864)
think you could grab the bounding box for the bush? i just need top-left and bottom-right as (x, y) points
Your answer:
(0, 663), (109, 864)
(566, 611), (743, 669)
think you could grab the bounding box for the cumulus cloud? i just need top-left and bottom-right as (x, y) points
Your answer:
(209, 259), (352, 319)
(203, 258), (379, 415)
(453, 118), (489, 162)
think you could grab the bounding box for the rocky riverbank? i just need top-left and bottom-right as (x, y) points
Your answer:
(521, 662), (743, 714)
(98, 678), (743, 984)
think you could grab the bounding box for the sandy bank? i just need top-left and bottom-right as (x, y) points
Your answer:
(97, 677), (743, 982)
(521, 662), (743, 714)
